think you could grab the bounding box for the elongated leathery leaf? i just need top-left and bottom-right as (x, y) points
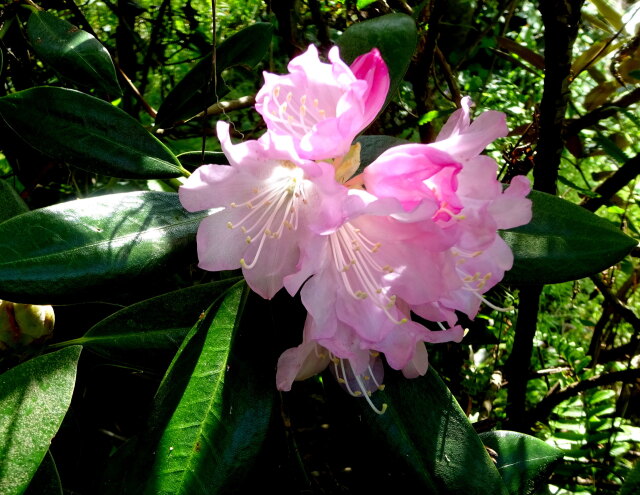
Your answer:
(0, 87), (186, 178)
(357, 367), (509, 494)
(0, 346), (81, 495)
(26, 11), (121, 96)
(501, 190), (637, 284)
(155, 23), (273, 129)
(479, 431), (563, 495)
(338, 13), (418, 106)
(0, 191), (207, 304)
(140, 282), (272, 495)
(58, 278), (241, 365)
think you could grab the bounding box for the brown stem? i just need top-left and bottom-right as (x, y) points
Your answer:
(580, 153), (640, 212)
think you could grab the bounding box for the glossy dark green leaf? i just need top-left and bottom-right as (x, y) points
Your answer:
(155, 23), (273, 129)
(0, 179), (28, 224)
(24, 451), (63, 495)
(58, 279), (241, 364)
(0, 191), (206, 304)
(0, 87), (186, 179)
(0, 346), (81, 495)
(501, 190), (637, 284)
(26, 11), (121, 96)
(355, 134), (409, 172)
(337, 13), (418, 104)
(358, 367), (509, 494)
(479, 431), (563, 495)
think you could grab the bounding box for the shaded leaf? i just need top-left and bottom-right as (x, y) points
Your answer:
(0, 87), (185, 179)
(358, 367), (508, 493)
(0, 346), (81, 495)
(58, 279), (241, 365)
(337, 13), (418, 105)
(355, 134), (409, 171)
(0, 179), (28, 224)
(501, 190), (637, 284)
(620, 459), (640, 495)
(155, 23), (273, 129)
(24, 451), (63, 495)
(177, 151), (229, 169)
(479, 430), (563, 495)
(26, 11), (121, 96)
(0, 191), (206, 304)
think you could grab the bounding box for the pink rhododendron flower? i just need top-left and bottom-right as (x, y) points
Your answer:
(364, 97), (532, 324)
(276, 187), (465, 411)
(255, 44), (390, 161)
(179, 121), (347, 299)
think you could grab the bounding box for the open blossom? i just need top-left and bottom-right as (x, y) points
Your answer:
(255, 44), (390, 161)
(364, 97), (532, 324)
(276, 186), (465, 410)
(179, 121), (347, 299)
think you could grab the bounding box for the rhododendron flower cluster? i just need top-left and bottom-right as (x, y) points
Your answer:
(180, 44), (532, 413)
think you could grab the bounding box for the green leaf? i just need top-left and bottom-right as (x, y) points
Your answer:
(26, 11), (121, 96)
(0, 87), (185, 179)
(142, 282), (274, 494)
(356, 0), (377, 8)
(501, 190), (637, 284)
(0, 346), (81, 495)
(479, 430), (563, 495)
(358, 367), (509, 493)
(337, 13), (418, 105)
(58, 279), (241, 364)
(0, 179), (28, 224)
(155, 23), (273, 129)
(355, 134), (409, 171)
(0, 191), (206, 304)
(24, 451), (62, 495)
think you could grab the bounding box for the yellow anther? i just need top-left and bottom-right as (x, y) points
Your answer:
(372, 243), (381, 252)
(247, 201), (253, 209)
(319, 109), (326, 118)
(245, 236), (252, 244)
(355, 291), (368, 299)
(230, 202), (237, 208)
(300, 105), (307, 116)
(281, 102), (287, 113)
(241, 226), (247, 233)
(377, 384), (385, 391)
(273, 86), (280, 98)
(337, 378), (346, 384)
(399, 318), (408, 324)
(370, 351), (380, 357)
(226, 222), (234, 229)
(376, 288), (382, 294)
(286, 92), (292, 102)
(353, 391), (363, 397)
(300, 94), (307, 105)
(313, 98), (319, 107)
(240, 258), (247, 267)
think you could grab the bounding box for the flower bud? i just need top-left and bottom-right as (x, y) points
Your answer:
(0, 300), (55, 350)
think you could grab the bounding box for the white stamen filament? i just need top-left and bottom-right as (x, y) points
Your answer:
(270, 86), (329, 136)
(453, 248), (513, 312)
(330, 223), (407, 325)
(231, 169), (305, 270)
(331, 354), (387, 415)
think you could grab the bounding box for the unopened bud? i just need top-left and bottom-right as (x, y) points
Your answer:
(0, 300), (55, 350)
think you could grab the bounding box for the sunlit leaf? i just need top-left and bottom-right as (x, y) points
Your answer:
(338, 13), (418, 105)
(26, 10), (121, 96)
(0, 346), (81, 495)
(479, 430), (563, 495)
(0, 191), (206, 304)
(0, 87), (186, 179)
(501, 190), (637, 284)
(155, 23), (273, 129)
